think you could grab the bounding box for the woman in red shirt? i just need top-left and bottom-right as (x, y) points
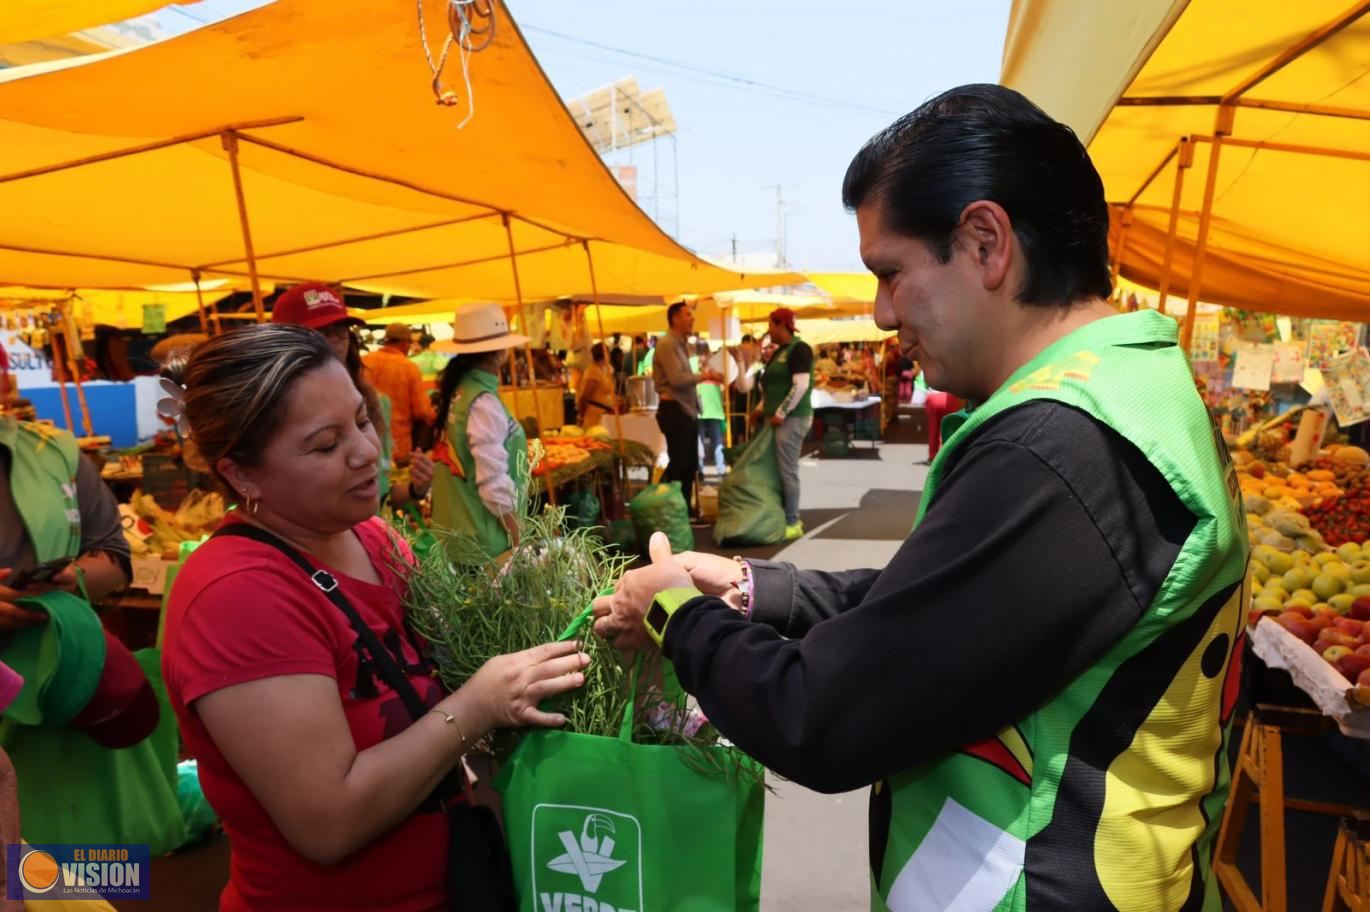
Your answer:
(163, 325), (587, 912)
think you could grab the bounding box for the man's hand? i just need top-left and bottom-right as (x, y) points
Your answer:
(408, 451), (434, 498)
(593, 533), (693, 651)
(768, 414), (784, 427)
(0, 569), (51, 631)
(750, 407), (764, 427)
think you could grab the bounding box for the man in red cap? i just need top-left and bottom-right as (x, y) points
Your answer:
(754, 307), (814, 540)
(364, 322), (436, 464)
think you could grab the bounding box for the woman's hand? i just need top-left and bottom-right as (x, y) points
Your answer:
(408, 451), (434, 498)
(464, 640), (590, 730)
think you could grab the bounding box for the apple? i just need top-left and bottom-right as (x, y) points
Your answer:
(1352, 597), (1370, 621)
(1252, 562), (1273, 584)
(1330, 594), (1356, 615)
(1359, 667), (1370, 687)
(1316, 551), (1342, 566)
(1338, 653), (1370, 681)
(1292, 588), (1319, 604)
(1263, 585), (1291, 603)
(1340, 543), (1364, 562)
(1283, 602), (1314, 617)
(1308, 615), (1334, 631)
(1354, 643), (1370, 656)
(1277, 615), (1320, 645)
(1333, 617), (1366, 636)
(1323, 645), (1356, 665)
(1282, 569), (1311, 592)
(1263, 551), (1296, 575)
(1253, 597), (1284, 615)
(1352, 584), (1370, 599)
(1314, 573), (1346, 600)
(1326, 562), (1353, 581)
(1351, 561), (1370, 586)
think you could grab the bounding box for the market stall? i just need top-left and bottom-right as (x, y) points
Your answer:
(1004, 2), (1370, 906)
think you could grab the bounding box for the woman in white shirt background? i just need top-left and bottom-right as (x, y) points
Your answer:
(430, 303), (530, 561)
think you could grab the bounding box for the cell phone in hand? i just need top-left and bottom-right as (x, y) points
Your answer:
(10, 557), (73, 590)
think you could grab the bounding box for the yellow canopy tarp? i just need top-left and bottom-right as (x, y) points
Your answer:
(1003, 0), (1370, 320)
(0, 0), (182, 44)
(0, 282), (237, 328)
(740, 317), (891, 346)
(0, 0), (800, 300)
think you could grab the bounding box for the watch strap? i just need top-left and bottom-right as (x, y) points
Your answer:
(643, 586), (703, 647)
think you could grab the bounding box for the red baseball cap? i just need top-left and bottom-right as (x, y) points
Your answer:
(271, 282), (363, 329)
(769, 308), (797, 333)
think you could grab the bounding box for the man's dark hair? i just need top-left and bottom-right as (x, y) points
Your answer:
(842, 84), (1111, 307)
(418, 332), (436, 348)
(741, 334), (755, 344)
(666, 301), (689, 327)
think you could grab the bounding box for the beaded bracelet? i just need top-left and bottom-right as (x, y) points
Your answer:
(732, 556), (754, 619)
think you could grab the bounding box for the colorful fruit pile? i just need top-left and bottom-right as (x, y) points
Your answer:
(1300, 452), (1370, 546)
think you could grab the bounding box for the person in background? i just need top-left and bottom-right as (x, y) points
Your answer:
(652, 304), (722, 513)
(595, 84), (1247, 912)
(431, 304), (532, 561)
(636, 335), (657, 377)
(363, 323), (436, 465)
(694, 339), (726, 476)
(629, 335), (649, 378)
(814, 346), (841, 377)
(409, 332), (447, 386)
(729, 334), (762, 445)
(608, 333), (626, 396)
(753, 307), (813, 541)
(273, 285), (432, 510)
(881, 336), (914, 431)
(924, 388), (965, 463)
(576, 342), (616, 430)
(0, 341), (157, 846)
(163, 325), (587, 911)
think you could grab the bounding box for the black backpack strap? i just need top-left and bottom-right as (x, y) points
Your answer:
(212, 524), (465, 802)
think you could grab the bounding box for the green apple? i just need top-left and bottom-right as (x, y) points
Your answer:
(1352, 584), (1370, 599)
(1263, 585), (1291, 604)
(1326, 561), (1352, 581)
(1292, 588), (1318, 604)
(1315, 551), (1342, 566)
(1314, 573), (1347, 600)
(1252, 562), (1273, 584)
(1263, 551), (1296, 575)
(1282, 569), (1310, 592)
(1340, 543), (1364, 562)
(1253, 597), (1285, 614)
(1330, 594), (1356, 615)
(1349, 561), (1370, 586)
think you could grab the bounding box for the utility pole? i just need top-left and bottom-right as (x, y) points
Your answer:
(731, 234), (738, 261)
(766, 184), (786, 268)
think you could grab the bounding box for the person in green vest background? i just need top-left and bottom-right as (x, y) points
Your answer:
(594, 84), (1248, 912)
(694, 339), (726, 476)
(0, 342), (169, 848)
(431, 302), (530, 561)
(409, 331), (450, 386)
(753, 307), (813, 541)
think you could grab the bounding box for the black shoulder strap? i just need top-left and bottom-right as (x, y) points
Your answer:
(213, 524), (431, 722)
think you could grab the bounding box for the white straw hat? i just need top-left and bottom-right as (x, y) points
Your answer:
(432, 302), (530, 354)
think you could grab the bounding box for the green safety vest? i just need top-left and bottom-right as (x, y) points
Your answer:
(761, 338), (813, 418)
(693, 356), (725, 421)
(873, 310), (1248, 912)
(0, 417), (81, 562)
(431, 370), (527, 560)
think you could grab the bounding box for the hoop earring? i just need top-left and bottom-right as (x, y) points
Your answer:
(244, 495), (258, 516)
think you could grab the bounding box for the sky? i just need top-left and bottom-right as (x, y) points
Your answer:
(140, 0), (1013, 274)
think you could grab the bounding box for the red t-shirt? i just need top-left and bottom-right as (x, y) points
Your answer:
(163, 515), (448, 912)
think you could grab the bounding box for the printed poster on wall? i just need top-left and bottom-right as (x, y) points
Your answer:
(1323, 349), (1370, 427)
(1190, 314), (1221, 363)
(1307, 322), (1359, 370)
(1271, 342), (1306, 384)
(1231, 344), (1274, 392)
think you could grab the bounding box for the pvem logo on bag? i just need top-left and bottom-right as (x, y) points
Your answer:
(532, 805), (642, 912)
(6, 844), (151, 901)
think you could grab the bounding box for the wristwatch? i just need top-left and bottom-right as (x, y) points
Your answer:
(643, 587), (703, 648)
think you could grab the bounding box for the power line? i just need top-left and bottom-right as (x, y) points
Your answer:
(522, 24), (904, 118)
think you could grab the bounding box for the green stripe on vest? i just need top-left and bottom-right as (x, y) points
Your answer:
(874, 311), (1248, 912)
(431, 370), (528, 560)
(761, 339), (813, 418)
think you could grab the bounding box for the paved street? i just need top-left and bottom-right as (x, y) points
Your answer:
(694, 417), (930, 911)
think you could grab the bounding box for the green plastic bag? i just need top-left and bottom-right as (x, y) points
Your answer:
(400, 502), (440, 558)
(714, 426), (786, 546)
(177, 759), (219, 844)
(628, 481), (694, 554)
(564, 488), (602, 532)
(495, 650), (764, 911)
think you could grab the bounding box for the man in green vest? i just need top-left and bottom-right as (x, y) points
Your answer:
(754, 307), (814, 540)
(594, 84), (1248, 911)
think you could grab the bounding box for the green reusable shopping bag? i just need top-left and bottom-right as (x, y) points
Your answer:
(628, 481), (694, 555)
(714, 425), (786, 546)
(495, 614), (764, 911)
